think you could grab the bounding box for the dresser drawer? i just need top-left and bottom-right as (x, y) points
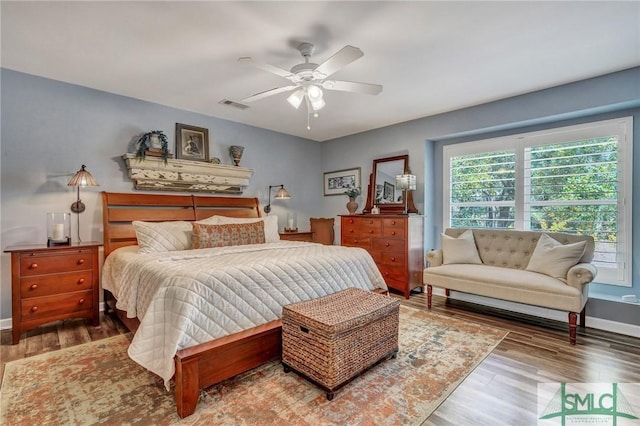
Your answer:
(372, 238), (405, 253)
(21, 290), (93, 321)
(379, 252), (406, 267)
(382, 226), (405, 239)
(378, 265), (408, 289)
(20, 250), (93, 276)
(21, 272), (93, 298)
(342, 235), (372, 249)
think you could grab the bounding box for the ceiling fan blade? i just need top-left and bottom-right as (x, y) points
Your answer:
(322, 80), (383, 96)
(314, 46), (364, 78)
(238, 57), (293, 80)
(241, 85), (298, 103)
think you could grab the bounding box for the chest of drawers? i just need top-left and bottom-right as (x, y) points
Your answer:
(340, 215), (423, 298)
(5, 242), (101, 344)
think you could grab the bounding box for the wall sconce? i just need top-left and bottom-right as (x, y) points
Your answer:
(67, 164), (99, 241)
(264, 184), (291, 214)
(395, 174), (416, 215)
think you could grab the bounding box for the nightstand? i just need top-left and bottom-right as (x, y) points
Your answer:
(4, 241), (101, 344)
(279, 231), (315, 242)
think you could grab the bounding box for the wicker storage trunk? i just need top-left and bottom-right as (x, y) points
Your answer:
(282, 288), (400, 399)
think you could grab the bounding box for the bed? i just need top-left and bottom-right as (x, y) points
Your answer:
(100, 191), (387, 418)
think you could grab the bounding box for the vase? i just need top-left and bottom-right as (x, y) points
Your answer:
(229, 145), (244, 166)
(346, 198), (358, 214)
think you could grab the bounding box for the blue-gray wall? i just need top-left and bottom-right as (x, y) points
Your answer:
(322, 67), (640, 325)
(2, 67), (639, 328)
(0, 69), (322, 321)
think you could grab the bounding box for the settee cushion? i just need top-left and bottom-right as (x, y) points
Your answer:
(424, 263), (586, 312)
(441, 229), (482, 265)
(526, 233), (587, 279)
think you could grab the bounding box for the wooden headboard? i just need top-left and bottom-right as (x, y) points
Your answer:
(102, 191), (261, 257)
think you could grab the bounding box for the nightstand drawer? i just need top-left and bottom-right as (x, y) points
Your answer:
(21, 290), (93, 321)
(21, 272), (93, 298)
(20, 251), (93, 276)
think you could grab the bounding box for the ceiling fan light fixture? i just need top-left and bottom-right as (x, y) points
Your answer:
(306, 84), (323, 101)
(310, 97), (326, 111)
(286, 89), (305, 109)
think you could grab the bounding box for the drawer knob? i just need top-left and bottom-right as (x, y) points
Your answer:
(385, 242), (390, 247)
(354, 239), (358, 244)
(29, 263), (38, 269)
(77, 278), (85, 285)
(30, 284), (38, 291)
(392, 221), (396, 225)
(30, 306), (38, 313)
(391, 231), (396, 236)
(385, 272), (390, 276)
(391, 257), (396, 262)
(78, 298), (85, 305)
(77, 259), (85, 265)
(369, 220), (374, 224)
(369, 230), (374, 234)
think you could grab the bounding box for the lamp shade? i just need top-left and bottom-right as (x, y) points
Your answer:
(395, 174), (416, 191)
(264, 184), (291, 214)
(67, 165), (99, 187)
(274, 187), (291, 199)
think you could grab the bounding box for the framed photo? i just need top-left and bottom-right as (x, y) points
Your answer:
(383, 181), (395, 203)
(175, 123), (209, 162)
(323, 167), (361, 196)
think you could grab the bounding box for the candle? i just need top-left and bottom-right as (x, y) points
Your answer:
(52, 223), (64, 241)
(288, 218), (294, 230)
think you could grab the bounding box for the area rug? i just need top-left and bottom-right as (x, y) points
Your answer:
(1, 306), (507, 425)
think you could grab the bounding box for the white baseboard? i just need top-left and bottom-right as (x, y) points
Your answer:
(2, 298), (638, 339)
(430, 288), (640, 338)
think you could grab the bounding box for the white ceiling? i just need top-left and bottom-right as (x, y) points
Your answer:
(2, 1), (639, 142)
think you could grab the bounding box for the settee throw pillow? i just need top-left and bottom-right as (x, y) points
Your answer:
(526, 233), (586, 279)
(441, 229), (482, 265)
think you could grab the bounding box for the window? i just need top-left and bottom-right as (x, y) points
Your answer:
(443, 117), (633, 286)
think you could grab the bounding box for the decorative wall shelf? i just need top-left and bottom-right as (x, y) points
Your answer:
(122, 154), (254, 194)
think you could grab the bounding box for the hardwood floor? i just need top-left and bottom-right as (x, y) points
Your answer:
(1, 293), (639, 424)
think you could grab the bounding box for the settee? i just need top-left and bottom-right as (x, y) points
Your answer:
(423, 228), (597, 345)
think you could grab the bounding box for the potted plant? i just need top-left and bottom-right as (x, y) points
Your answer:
(344, 187), (361, 214)
(135, 130), (170, 164)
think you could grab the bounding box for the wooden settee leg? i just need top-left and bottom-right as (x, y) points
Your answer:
(579, 307), (586, 328)
(427, 285), (432, 309)
(568, 312), (577, 345)
(175, 357), (199, 418)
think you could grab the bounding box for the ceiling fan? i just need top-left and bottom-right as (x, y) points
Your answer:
(238, 42), (382, 129)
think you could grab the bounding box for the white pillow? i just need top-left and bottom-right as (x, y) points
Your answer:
(526, 233), (587, 279)
(196, 215), (280, 243)
(132, 220), (193, 253)
(441, 229), (482, 265)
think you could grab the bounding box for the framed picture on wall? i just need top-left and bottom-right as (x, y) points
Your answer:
(323, 167), (361, 196)
(175, 123), (209, 162)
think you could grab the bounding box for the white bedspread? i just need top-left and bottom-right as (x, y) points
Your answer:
(102, 241), (387, 389)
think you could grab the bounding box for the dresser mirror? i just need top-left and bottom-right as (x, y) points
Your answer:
(363, 154), (418, 214)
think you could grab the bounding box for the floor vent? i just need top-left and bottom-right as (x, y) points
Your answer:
(219, 99), (249, 110)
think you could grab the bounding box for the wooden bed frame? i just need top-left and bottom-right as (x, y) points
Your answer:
(101, 191), (282, 418)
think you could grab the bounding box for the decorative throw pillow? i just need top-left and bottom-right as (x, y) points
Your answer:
(192, 222), (266, 249)
(441, 229), (482, 265)
(195, 215), (280, 243)
(526, 233), (586, 279)
(132, 221), (193, 254)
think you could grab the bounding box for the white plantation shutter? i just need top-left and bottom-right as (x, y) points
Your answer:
(444, 117), (632, 286)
